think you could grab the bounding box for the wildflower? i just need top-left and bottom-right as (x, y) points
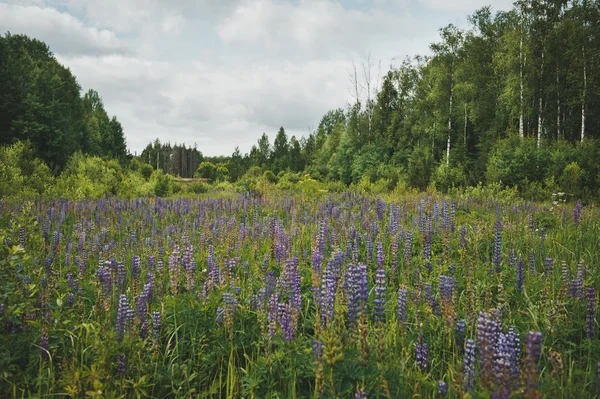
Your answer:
(416, 331), (428, 372)
(463, 338), (476, 391)
(437, 381), (447, 396)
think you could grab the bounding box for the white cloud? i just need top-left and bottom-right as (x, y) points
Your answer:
(59, 54), (353, 155)
(417, 0), (514, 12)
(0, 3), (127, 55)
(217, 0), (419, 60)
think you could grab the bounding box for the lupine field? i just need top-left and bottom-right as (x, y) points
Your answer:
(0, 193), (598, 398)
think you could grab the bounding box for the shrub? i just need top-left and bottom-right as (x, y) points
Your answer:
(187, 181), (209, 194)
(151, 169), (173, 197)
(432, 163), (466, 193)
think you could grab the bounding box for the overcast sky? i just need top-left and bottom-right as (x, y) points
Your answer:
(1, 0), (514, 156)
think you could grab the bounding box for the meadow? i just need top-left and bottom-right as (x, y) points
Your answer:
(0, 192), (598, 398)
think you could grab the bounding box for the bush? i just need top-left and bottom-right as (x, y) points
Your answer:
(0, 141), (53, 197)
(559, 162), (584, 199)
(485, 137), (543, 189)
(432, 163), (466, 193)
(187, 181), (209, 194)
(150, 169), (173, 197)
(263, 170), (278, 184)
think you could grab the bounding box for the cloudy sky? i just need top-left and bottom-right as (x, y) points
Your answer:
(1, 0), (514, 156)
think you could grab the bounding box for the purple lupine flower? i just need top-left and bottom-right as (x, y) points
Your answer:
(321, 266), (336, 326)
(573, 199), (583, 225)
(376, 241), (384, 270)
(116, 294), (129, 343)
(346, 264), (361, 325)
(277, 302), (294, 341)
(544, 257), (553, 275)
(317, 219), (327, 256)
(456, 319), (465, 349)
(40, 329), (49, 360)
(116, 354), (127, 375)
(493, 217), (502, 273)
(528, 251), (535, 276)
(373, 264), (387, 323)
(506, 327), (521, 385)
(51, 231), (59, 252)
(424, 283), (439, 314)
(437, 381), (447, 396)
(424, 231), (432, 262)
(144, 273), (154, 304)
(186, 259), (196, 291)
(132, 255), (141, 282)
(460, 225), (467, 249)
(355, 388), (368, 399)
(148, 255), (155, 270)
(169, 247), (180, 294)
(136, 292), (148, 320)
(439, 275), (456, 301)
(463, 338), (476, 391)
(126, 308), (135, 337)
(357, 263), (368, 314)
(477, 312), (499, 386)
(267, 293), (278, 338)
(366, 239), (373, 261)
(223, 292), (238, 314)
(397, 288), (407, 325)
(152, 311), (161, 341)
(312, 339), (323, 361)
(524, 331), (542, 395)
(43, 256), (53, 276)
(586, 286), (596, 340)
(66, 292), (74, 308)
(516, 257), (524, 293)
(572, 278), (583, 299)
(98, 266), (112, 298)
(116, 261), (126, 292)
(416, 332), (428, 371)
(493, 328), (520, 395)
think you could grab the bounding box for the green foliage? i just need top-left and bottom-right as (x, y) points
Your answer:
(432, 163), (466, 193)
(150, 169), (173, 197)
(0, 141), (53, 197)
(186, 181), (209, 194)
(486, 137), (541, 189)
(407, 145), (434, 190)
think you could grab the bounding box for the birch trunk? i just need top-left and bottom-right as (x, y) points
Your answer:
(519, 27), (524, 139)
(537, 50), (544, 148)
(447, 63), (453, 167)
(557, 68), (561, 140)
(464, 103), (467, 146)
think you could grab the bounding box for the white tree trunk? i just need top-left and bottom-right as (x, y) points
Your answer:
(537, 50), (543, 148)
(557, 68), (561, 140)
(447, 65), (453, 167)
(432, 120), (436, 154)
(464, 102), (467, 146)
(519, 23), (525, 139)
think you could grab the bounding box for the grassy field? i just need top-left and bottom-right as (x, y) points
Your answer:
(0, 193), (598, 398)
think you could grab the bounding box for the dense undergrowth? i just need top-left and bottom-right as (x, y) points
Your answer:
(0, 192), (598, 398)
